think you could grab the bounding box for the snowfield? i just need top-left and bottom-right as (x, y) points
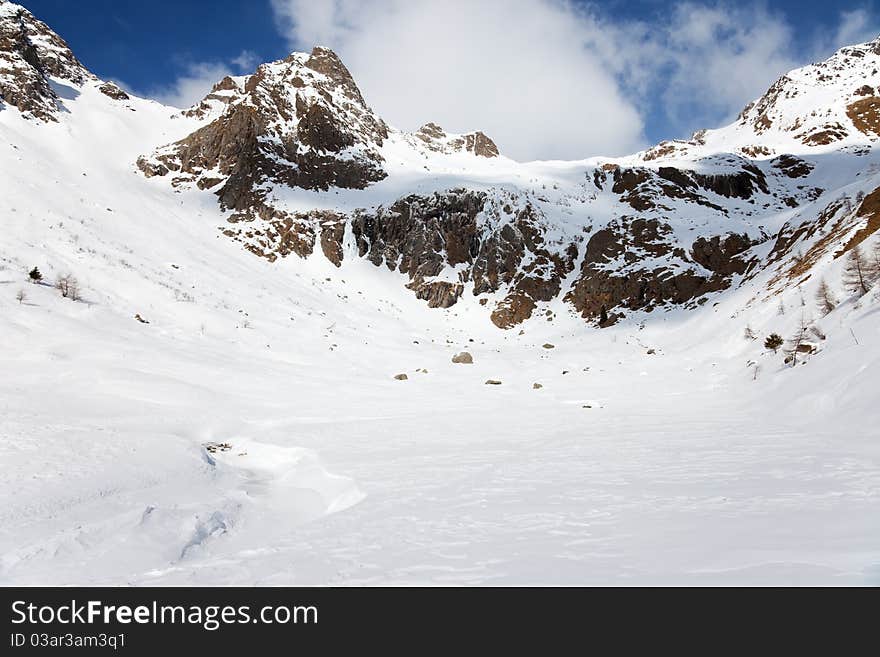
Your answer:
(1, 2), (880, 585)
(1, 266), (878, 584)
(1, 173), (878, 584)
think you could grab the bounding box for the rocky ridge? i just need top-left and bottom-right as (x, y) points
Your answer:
(0, 0), (127, 121)
(3, 1), (880, 330)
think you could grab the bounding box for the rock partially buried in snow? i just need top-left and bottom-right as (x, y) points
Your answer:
(394, 373), (408, 381)
(533, 383), (543, 389)
(542, 343), (555, 349)
(485, 379), (502, 385)
(452, 351), (473, 364)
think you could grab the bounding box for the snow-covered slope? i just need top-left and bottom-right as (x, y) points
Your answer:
(1, 1), (879, 584)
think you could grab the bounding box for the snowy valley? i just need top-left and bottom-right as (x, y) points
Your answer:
(1, 0), (879, 584)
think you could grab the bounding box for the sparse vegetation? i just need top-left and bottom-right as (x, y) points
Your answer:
(784, 313), (813, 367)
(815, 278), (836, 315)
(28, 266), (42, 283)
(16, 289), (26, 304)
(55, 273), (81, 301)
(842, 246), (871, 296)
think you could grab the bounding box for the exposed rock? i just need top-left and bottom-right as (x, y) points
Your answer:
(532, 383), (543, 389)
(485, 379), (502, 385)
(413, 122), (499, 158)
(0, 1), (90, 121)
(542, 343), (555, 349)
(98, 82), (128, 100)
(847, 97), (880, 137)
(565, 217), (756, 324)
(451, 351), (473, 364)
(138, 46), (389, 223)
(771, 155), (814, 178)
(491, 292), (536, 329)
(394, 373), (408, 381)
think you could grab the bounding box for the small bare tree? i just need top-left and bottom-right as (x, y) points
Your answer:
(870, 240), (880, 280)
(843, 246), (870, 296)
(784, 313), (812, 367)
(56, 274), (81, 301)
(744, 325), (757, 341)
(16, 289), (26, 304)
(815, 278), (836, 315)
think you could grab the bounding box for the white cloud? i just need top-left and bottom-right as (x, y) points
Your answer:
(813, 8), (879, 57)
(146, 50), (260, 109)
(270, 0), (646, 161)
(263, 1), (879, 159)
(651, 3), (799, 133)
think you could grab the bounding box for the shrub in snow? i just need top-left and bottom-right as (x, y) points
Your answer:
(16, 289), (26, 304)
(28, 267), (42, 283)
(56, 273), (81, 301)
(764, 333), (784, 353)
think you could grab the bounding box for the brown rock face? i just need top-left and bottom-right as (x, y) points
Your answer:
(847, 97), (880, 137)
(565, 216), (756, 325)
(224, 187), (579, 327)
(413, 122), (500, 158)
(771, 155), (814, 178)
(137, 46), (389, 221)
(352, 191), (576, 321)
(0, 2), (89, 121)
(98, 82), (129, 100)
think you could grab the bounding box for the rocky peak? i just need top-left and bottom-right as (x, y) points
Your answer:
(412, 122), (500, 158)
(138, 46), (390, 229)
(735, 35), (880, 147)
(0, 0), (92, 120)
(303, 46), (366, 105)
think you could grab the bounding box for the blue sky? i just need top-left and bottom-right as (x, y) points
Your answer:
(17, 0), (880, 160)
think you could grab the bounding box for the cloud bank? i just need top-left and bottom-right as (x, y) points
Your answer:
(271, 0), (645, 161)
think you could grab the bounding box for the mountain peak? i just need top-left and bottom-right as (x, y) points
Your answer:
(413, 122), (500, 158)
(303, 46), (361, 99)
(0, 0), (93, 120)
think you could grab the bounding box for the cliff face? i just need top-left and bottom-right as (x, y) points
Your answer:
(0, 1), (88, 121)
(137, 47), (389, 225)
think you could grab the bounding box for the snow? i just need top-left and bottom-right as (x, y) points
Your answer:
(1, 10), (879, 585)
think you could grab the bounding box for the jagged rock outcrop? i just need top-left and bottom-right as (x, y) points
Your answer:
(0, 0), (89, 121)
(412, 122), (499, 158)
(138, 47), (390, 211)
(564, 219), (753, 324)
